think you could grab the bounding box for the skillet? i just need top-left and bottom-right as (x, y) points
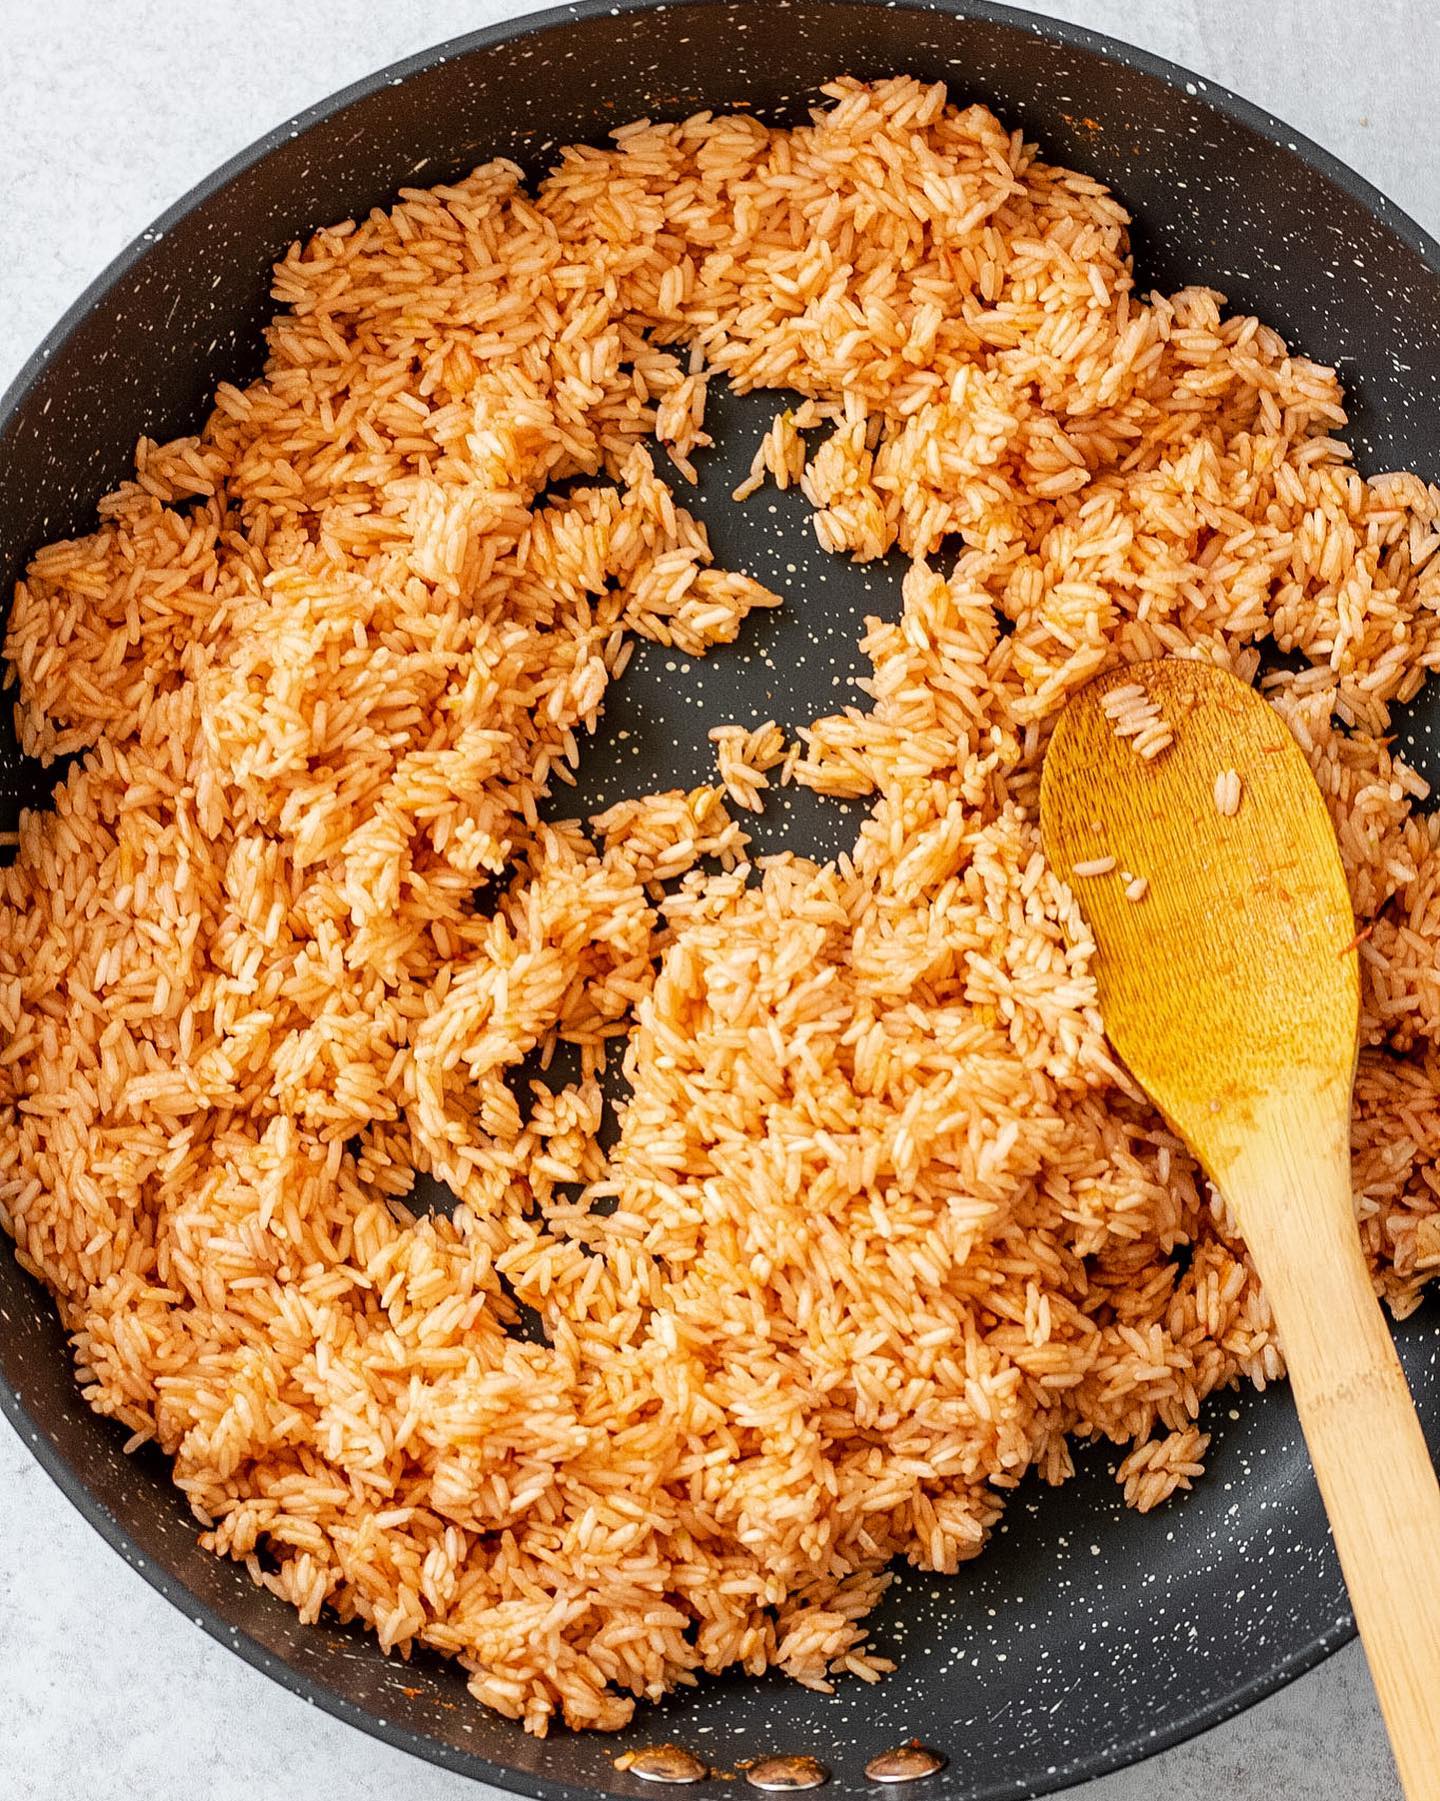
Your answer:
(3, 3), (1440, 1794)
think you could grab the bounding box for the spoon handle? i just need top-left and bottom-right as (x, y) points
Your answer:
(1223, 1091), (1440, 1800)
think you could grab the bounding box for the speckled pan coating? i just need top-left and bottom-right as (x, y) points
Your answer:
(1, 3), (1438, 1798)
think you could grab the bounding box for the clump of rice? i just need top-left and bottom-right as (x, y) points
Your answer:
(1116, 1429), (1211, 1512)
(3, 75), (1440, 1737)
(732, 401), (830, 502)
(709, 720), (788, 812)
(1101, 681), (1174, 760)
(1214, 768), (1244, 816)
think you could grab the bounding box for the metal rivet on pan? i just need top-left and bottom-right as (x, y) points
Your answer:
(744, 1755), (830, 1791)
(864, 1746), (947, 1784)
(620, 1746), (710, 1784)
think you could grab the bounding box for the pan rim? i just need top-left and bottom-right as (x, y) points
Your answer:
(1, 0), (1431, 1792)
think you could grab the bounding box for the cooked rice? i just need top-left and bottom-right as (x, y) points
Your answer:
(709, 719), (788, 812)
(1214, 767), (1244, 817)
(1101, 681), (1174, 760)
(1124, 874), (1150, 903)
(1072, 854), (1118, 878)
(1116, 1428), (1211, 1512)
(4, 76), (1440, 1737)
(732, 407), (814, 502)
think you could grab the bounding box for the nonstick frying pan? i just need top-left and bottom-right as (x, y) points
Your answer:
(3, 3), (1440, 1796)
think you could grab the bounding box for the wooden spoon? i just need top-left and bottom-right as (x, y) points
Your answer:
(1040, 656), (1440, 1797)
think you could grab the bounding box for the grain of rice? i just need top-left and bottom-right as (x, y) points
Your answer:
(3, 75), (1440, 1740)
(1125, 875), (1149, 903)
(1214, 769), (1244, 817)
(1072, 855), (1118, 878)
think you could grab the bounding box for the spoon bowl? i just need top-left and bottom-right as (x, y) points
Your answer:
(1039, 657), (1358, 1170)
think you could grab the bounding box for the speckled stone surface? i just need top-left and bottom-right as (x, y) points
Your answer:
(0, 3), (1435, 1798)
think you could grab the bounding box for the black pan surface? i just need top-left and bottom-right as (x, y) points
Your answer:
(3, 3), (1439, 1796)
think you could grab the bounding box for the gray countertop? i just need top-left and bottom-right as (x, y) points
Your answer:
(0, 2), (1430, 1796)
